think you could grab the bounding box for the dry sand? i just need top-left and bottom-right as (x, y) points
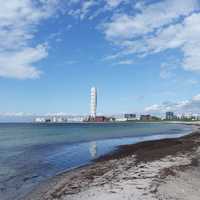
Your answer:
(24, 128), (200, 200)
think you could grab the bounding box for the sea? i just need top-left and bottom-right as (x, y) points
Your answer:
(0, 122), (193, 200)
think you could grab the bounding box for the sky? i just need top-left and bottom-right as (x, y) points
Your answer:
(0, 0), (200, 121)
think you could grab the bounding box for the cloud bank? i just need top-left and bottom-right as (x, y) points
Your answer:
(145, 94), (200, 115)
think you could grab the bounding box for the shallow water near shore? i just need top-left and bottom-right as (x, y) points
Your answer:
(0, 122), (193, 200)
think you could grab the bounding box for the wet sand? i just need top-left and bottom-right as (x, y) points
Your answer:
(24, 128), (200, 200)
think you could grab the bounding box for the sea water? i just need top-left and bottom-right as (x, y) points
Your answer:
(0, 122), (192, 200)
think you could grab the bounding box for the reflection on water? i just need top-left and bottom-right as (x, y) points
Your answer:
(89, 141), (97, 158)
(0, 123), (192, 200)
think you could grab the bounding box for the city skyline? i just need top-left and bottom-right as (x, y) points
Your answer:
(0, 0), (200, 121)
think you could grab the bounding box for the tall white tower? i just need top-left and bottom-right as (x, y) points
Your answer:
(90, 87), (97, 118)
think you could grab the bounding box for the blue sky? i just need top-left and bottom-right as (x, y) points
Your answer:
(1, 0), (200, 120)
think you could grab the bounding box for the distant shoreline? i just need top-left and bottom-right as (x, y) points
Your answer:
(33, 120), (200, 125)
(0, 120), (200, 124)
(24, 125), (200, 200)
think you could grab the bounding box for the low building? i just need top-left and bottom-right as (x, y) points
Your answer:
(87, 116), (109, 122)
(34, 116), (68, 123)
(45, 118), (51, 123)
(67, 116), (84, 122)
(115, 117), (127, 122)
(181, 114), (197, 121)
(35, 117), (46, 123)
(151, 116), (161, 121)
(108, 117), (116, 122)
(95, 116), (107, 122)
(124, 113), (137, 121)
(140, 115), (152, 121)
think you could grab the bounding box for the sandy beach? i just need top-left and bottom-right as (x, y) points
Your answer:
(24, 127), (200, 200)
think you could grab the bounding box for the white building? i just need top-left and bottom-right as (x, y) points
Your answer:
(90, 87), (97, 118)
(35, 117), (46, 123)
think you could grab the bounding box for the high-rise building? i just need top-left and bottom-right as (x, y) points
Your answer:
(90, 87), (97, 118)
(166, 112), (174, 120)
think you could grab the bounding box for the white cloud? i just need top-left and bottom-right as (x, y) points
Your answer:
(142, 12), (200, 71)
(68, 0), (98, 20)
(0, 44), (48, 79)
(0, 0), (59, 79)
(65, 60), (78, 65)
(67, 0), (128, 20)
(1, 0), (200, 79)
(145, 94), (200, 114)
(115, 59), (134, 65)
(160, 60), (179, 79)
(192, 94), (200, 101)
(102, 0), (200, 72)
(104, 0), (198, 40)
(80, 0), (97, 19)
(0, 112), (33, 117)
(66, 24), (72, 30)
(102, 53), (121, 61)
(106, 0), (126, 8)
(187, 79), (198, 85)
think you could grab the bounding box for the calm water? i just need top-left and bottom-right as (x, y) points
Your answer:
(0, 122), (192, 200)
